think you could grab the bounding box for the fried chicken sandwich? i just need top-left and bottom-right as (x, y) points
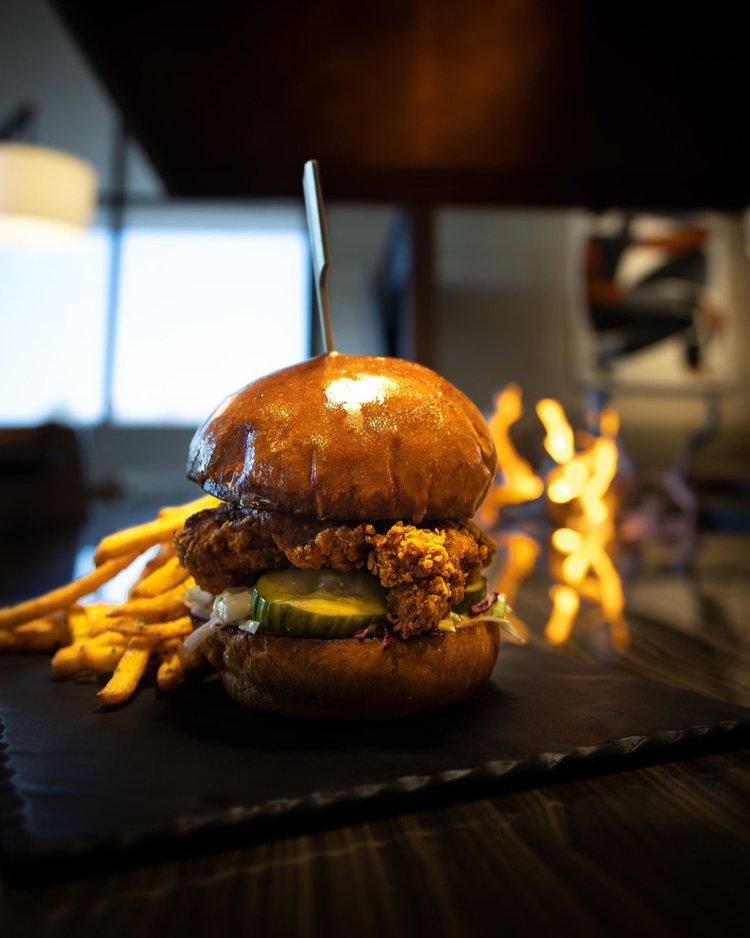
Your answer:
(175, 352), (508, 720)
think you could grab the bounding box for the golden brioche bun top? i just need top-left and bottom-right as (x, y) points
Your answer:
(187, 352), (496, 522)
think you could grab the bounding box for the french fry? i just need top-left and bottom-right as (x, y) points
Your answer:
(51, 630), (128, 677)
(97, 638), (154, 706)
(51, 642), (86, 677)
(157, 494), (217, 520)
(78, 603), (121, 637)
(157, 638), (185, 691)
(106, 616), (192, 641)
(127, 541), (176, 597)
(130, 555), (188, 598)
(67, 604), (118, 641)
(67, 605), (93, 642)
(0, 552), (140, 631)
(1, 495), (219, 706)
(105, 580), (194, 623)
(0, 613), (67, 652)
(80, 642), (127, 673)
(93, 496), (217, 566)
(93, 519), (184, 567)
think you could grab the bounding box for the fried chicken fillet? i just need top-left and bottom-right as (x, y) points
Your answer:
(175, 504), (495, 638)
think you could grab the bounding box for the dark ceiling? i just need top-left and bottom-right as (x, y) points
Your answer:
(50, 1), (748, 210)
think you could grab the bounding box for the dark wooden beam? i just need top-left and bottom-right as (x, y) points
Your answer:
(50, 1), (749, 209)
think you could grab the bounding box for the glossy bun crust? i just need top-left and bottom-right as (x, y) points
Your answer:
(187, 353), (496, 523)
(201, 621), (501, 721)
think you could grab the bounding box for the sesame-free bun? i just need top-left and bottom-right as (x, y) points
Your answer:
(187, 353), (496, 523)
(200, 620), (501, 721)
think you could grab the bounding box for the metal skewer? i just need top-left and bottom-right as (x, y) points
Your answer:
(302, 159), (335, 353)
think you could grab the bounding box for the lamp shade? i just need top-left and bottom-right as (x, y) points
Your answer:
(0, 143), (97, 245)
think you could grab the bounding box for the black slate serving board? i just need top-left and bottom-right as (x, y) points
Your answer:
(2, 644), (749, 879)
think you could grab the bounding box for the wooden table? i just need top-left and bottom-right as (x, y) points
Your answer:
(1, 522), (749, 938)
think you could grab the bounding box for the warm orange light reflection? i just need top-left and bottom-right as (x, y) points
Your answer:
(489, 531), (539, 643)
(579, 436), (618, 526)
(547, 459), (587, 504)
(544, 584), (579, 645)
(543, 403), (627, 648)
(536, 398), (575, 463)
(599, 405), (620, 438)
(477, 385), (544, 527)
(483, 386), (628, 651)
(550, 527), (581, 554)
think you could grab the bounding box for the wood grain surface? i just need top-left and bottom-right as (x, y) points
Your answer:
(2, 750), (749, 937)
(2, 529), (749, 937)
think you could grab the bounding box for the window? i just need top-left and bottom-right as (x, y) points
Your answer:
(0, 230), (110, 425)
(112, 227), (309, 424)
(0, 210), (310, 427)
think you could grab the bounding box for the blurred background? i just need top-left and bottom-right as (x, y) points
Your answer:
(1, 1), (749, 608)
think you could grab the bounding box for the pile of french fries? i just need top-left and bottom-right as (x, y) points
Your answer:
(0, 495), (218, 706)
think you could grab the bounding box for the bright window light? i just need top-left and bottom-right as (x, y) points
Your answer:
(0, 231), (110, 425)
(111, 228), (309, 425)
(0, 220), (309, 429)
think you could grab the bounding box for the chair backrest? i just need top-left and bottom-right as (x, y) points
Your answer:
(0, 423), (87, 533)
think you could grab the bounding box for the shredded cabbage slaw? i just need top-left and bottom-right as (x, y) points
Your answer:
(182, 584), (523, 653)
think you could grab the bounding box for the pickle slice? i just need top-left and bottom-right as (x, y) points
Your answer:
(450, 576), (488, 614)
(250, 568), (388, 638)
(249, 569), (488, 638)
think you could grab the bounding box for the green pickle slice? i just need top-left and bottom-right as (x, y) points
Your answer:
(450, 576), (488, 614)
(250, 569), (388, 638)
(249, 569), (489, 639)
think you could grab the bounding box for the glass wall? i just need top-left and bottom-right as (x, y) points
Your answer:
(0, 204), (310, 428)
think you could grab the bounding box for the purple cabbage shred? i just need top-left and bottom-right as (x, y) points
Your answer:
(353, 620), (393, 649)
(470, 591), (499, 616)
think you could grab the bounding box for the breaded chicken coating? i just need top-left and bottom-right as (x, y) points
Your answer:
(175, 506), (287, 595)
(175, 506), (495, 636)
(267, 515), (375, 571)
(367, 522), (493, 637)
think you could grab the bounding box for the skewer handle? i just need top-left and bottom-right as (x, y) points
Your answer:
(303, 159), (334, 353)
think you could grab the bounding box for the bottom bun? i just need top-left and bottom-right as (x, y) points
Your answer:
(201, 622), (501, 721)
